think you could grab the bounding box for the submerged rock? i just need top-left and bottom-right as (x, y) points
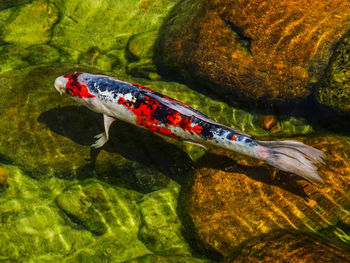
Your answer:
(226, 230), (350, 263)
(0, 166), (9, 187)
(0, 0), (31, 10)
(56, 179), (143, 235)
(0, 167), (208, 262)
(156, 0), (350, 105)
(316, 32), (350, 113)
(122, 254), (212, 263)
(184, 135), (350, 256)
(139, 182), (192, 256)
(2, 0), (58, 47)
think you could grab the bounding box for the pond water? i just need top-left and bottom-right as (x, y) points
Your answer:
(0, 0), (350, 262)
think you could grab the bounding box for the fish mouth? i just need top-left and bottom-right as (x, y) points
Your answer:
(54, 76), (68, 95)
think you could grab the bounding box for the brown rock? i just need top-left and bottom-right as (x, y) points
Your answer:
(259, 115), (281, 133)
(226, 230), (350, 263)
(157, 0), (350, 104)
(185, 135), (350, 256)
(0, 166), (9, 187)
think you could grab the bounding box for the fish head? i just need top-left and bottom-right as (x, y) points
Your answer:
(54, 73), (96, 99)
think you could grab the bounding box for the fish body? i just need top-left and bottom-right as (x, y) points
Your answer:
(55, 73), (325, 184)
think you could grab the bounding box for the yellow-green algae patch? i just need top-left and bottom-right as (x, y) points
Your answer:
(0, 165), (207, 262)
(2, 0), (58, 47)
(316, 32), (350, 113)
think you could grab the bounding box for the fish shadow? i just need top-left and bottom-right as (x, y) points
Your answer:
(199, 152), (309, 199)
(38, 105), (194, 185)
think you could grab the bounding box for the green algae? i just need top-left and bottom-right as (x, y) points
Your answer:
(316, 32), (350, 113)
(2, 0), (58, 47)
(56, 180), (143, 235)
(122, 254), (213, 263)
(0, 165), (208, 262)
(139, 182), (192, 256)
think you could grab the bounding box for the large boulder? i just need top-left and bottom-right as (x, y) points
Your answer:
(316, 32), (350, 113)
(156, 0), (350, 105)
(184, 135), (350, 256)
(226, 230), (350, 263)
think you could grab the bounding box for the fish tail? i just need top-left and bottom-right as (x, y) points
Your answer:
(255, 140), (326, 184)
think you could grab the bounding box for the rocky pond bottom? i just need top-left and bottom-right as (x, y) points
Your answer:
(1, 0), (350, 260)
(0, 64), (349, 262)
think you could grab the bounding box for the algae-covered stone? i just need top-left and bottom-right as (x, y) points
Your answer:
(127, 31), (158, 61)
(51, 0), (178, 68)
(56, 179), (143, 235)
(79, 47), (123, 72)
(0, 45), (29, 73)
(185, 135), (350, 256)
(2, 0), (58, 47)
(155, 0), (350, 105)
(139, 182), (192, 256)
(0, 0), (31, 10)
(226, 230), (350, 263)
(27, 44), (60, 65)
(0, 166), (94, 261)
(316, 32), (350, 113)
(122, 254), (212, 263)
(126, 59), (160, 79)
(0, 167), (153, 262)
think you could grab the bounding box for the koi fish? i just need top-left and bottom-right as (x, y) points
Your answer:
(54, 73), (325, 183)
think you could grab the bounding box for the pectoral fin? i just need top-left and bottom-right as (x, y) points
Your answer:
(91, 114), (116, 148)
(183, 139), (207, 149)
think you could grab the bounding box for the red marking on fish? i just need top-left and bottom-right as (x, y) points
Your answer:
(117, 93), (204, 138)
(65, 73), (95, 99)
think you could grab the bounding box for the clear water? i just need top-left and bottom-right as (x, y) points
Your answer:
(0, 0), (349, 262)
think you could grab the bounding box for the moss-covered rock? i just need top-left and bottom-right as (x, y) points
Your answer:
(27, 44), (60, 65)
(185, 135), (350, 256)
(139, 182), (192, 256)
(0, 166), (209, 262)
(50, 0), (177, 69)
(226, 230), (350, 263)
(2, 0), (58, 47)
(0, 0), (31, 10)
(122, 254), (212, 263)
(56, 180), (143, 235)
(0, 45), (29, 73)
(155, 0), (350, 105)
(316, 32), (350, 113)
(0, 166), (94, 261)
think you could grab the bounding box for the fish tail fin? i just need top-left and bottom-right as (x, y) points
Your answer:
(256, 140), (326, 184)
